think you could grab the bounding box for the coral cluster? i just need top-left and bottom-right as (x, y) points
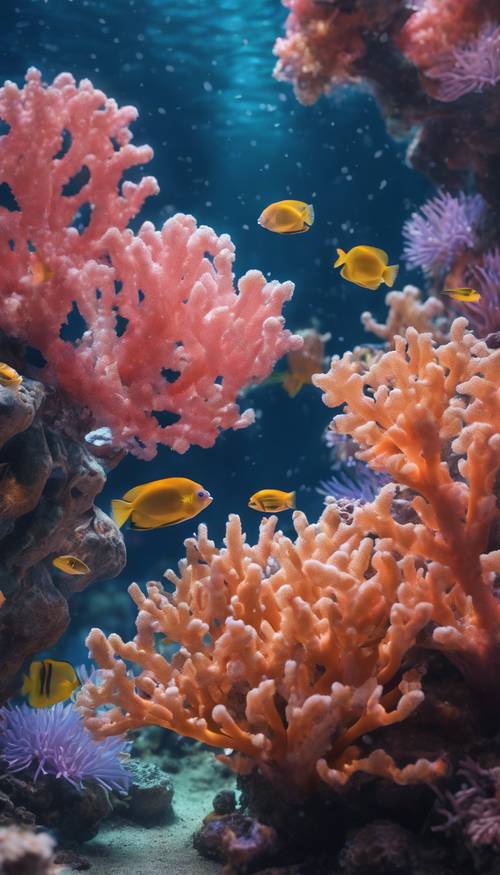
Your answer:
(0, 69), (300, 460)
(0, 826), (61, 875)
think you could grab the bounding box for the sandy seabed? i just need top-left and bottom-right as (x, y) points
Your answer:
(86, 751), (233, 875)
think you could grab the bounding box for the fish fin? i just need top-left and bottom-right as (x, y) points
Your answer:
(302, 204), (315, 226)
(382, 264), (399, 287)
(21, 674), (31, 696)
(363, 246), (389, 264)
(111, 499), (133, 529)
(288, 491), (296, 509)
(334, 248), (347, 268)
(122, 484), (145, 502)
(131, 516), (186, 529)
(262, 371), (288, 387)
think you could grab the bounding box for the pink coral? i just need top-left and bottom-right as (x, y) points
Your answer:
(0, 69), (300, 459)
(314, 318), (500, 696)
(78, 498), (446, 794)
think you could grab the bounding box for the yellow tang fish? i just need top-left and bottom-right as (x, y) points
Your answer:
(283, 328), (329, 398)
(30, 255), (54, 285)
(0, 363), (22, 389)
(248, 489), (296, 513)
(442, 287), (481, 302)
(22, 659), (80, 708)
(111, 477), (213, 530)
(334, 246), (399, 291)
(52, 555), (91, 575)
(258, 200), (314, 235)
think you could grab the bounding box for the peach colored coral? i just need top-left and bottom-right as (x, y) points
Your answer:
(314, 318), (500, 693)
(79, 501), (445, 794)
(361, 286), (447, 347)
(0, 69), (300, 459)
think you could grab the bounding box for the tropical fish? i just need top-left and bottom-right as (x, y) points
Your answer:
(441, 287), (481, 302)
(0, 591), (5, 609)
(282, 329), (330, 398)
(30, 255), (53, 285)
(0, 363), (22, 389)
(111, 477), (213, 530)
(22, 659), (80, 708)
(248, 489), (296, 513)
(52, 555), (91, 575)
(334, 246), (399, 291)
(258, 200), (314, 234)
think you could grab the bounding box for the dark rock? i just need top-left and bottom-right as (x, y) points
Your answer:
(125, 760), (174, 826)
(339, 820), (414, 875)
(213, 790), (237, 816)
(194, 812), (278, 874)
(0, 342), (126, 703)
(53, 848), (91, 871)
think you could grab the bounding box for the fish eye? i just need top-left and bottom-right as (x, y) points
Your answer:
(197, 490), (206, 499)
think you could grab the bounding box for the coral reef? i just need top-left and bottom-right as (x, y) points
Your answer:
(0, 336), (125, 703)
(0, 826), (61, 875)
(435, 758), (500, 853)
(0, 69), (300, 460)
(314, 319), (500, 699)
(79, 493), (447, 793)
(402, 192), (486, 275)
(193, 812), (277, 873)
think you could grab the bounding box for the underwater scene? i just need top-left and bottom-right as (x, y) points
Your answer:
(0, 0), (499, 872)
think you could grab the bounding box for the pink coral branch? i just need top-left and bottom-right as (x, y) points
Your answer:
(0, 69), (300, 458)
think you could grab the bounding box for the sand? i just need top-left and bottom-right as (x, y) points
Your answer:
(86, 752), (235, 875)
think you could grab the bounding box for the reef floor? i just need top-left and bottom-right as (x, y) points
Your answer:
(86, 750), (233, 875)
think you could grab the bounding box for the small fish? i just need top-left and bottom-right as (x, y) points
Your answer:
(30, 255), (53, 285)
(22, 659), (80, 708)
(52, 555), (91, 575)
(111, 477), (213, 530)
(282, 328), (330, 398)
(258, 200), (314, 235)
(0, 591), (5, 609)
(441, 287), (481, 303)
(334, 246), (399, 291)
(248, 489), (296, 513)
(0, 363), (22, 389)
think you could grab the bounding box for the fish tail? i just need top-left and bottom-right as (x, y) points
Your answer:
(288, 491), (296, 509)
(303, 204), (315, 226)
(383, 264), (399, 287)
(283, 374), (303, 398)
(334, 248), (346, 268)
(111, 499), (133, 529)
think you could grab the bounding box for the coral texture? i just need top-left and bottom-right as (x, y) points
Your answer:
(78, 497), (446, 794)
(0, 69), (300, 459)
(436, 759), (500, 850)
(0, 826), (61, 875)
(0, 703), (131, 792)
(0, 337), (125, 704)
(314, 318), (500, 696)
(361, 286), (447, 347)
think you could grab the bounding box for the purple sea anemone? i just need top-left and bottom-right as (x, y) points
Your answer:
(459, 247), (500, 338)
(403, 191), (486, 274)
(317, 462), (388, 503)
(0, 703), (131, 792)
(427, 24), (500, 103)
(435, 759), (500, 850)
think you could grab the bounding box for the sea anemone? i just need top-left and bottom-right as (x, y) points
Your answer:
(427, 23), (500, 102)
(317, 462), (388, 503)
(0, 703), (131, 792)
(402, 191), (486, 274)
(460, 247), (500, 338)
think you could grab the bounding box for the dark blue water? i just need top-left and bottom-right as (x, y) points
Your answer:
(0, 0), (431, 657)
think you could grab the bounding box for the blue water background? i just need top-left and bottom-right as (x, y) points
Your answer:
(0, 0), (431, 657)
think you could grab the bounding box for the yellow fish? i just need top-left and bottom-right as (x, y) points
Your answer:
(441, 287), (481, 302)
(52, 555), (91, 575)
(111, 477), (213, 530)
(22, 659), (80, 708)
(334, 246), (399, 291)
(258, 200), (314, 235)
(248, 489), (296, 513)
(30, 255), (54, 285)
(0, 363), (22, 389)
(282, 329), (329, 398)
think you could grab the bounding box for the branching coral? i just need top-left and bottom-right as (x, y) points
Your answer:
(402, 192), (486, 275)
(361, 286), (447, 347)
(0, 69), (300, 459)
(314, 318), (500, 697)
(78, 501), (445, 795)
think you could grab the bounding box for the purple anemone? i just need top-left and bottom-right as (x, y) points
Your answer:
(427, 24), (500, 103)
(403, 191), (486, 274)
(0, 702), (131, 792)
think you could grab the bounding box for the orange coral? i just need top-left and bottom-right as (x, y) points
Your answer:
(314, 318), (500, 695)
(78, 502), (444, 794)
(361, 286), (447, 347)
